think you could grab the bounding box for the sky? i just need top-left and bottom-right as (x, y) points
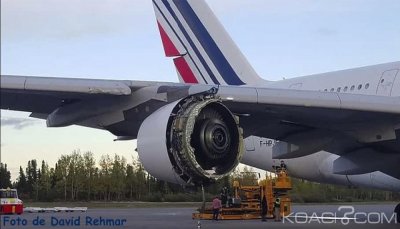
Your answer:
(1, 0), (400, 180)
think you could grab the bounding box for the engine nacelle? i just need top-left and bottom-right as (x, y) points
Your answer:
(137, 94), (243, 185)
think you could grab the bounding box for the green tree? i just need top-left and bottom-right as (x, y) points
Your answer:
(11, 151), (400, 203)
(16, 166), (27, 192)
(125, 164), (135, 199)
(99, 154), (112, 201)
(37, 160), (52, 201)
(55, 155), (71, 200)
(83, 151), (96, 200)
(110, 154), (126, 200)
(0, 163), (12, 188)
(135, 162), (147, 200)
(67, 151), (85, 200)
(25, 160), (38, 199)
(232, 166), (259, 186)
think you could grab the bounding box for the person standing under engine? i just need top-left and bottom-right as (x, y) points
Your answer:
(212, 196), (222, 221)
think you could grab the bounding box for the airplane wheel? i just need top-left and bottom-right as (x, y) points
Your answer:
(395, 203), (400, 223)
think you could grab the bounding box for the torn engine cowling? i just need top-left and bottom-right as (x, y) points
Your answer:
(137, 91), (243, 186)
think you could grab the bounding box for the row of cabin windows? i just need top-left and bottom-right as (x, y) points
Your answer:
(324, 83), (370, 93)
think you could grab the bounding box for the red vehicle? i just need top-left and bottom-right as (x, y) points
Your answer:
(0, 188), (23, 214)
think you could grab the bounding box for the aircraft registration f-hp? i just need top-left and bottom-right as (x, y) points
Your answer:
(2, 0), (400, 212)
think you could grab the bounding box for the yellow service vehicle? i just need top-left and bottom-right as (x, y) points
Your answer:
(193, 169), (292, 220)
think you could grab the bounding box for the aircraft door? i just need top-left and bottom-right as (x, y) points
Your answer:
(376, 69), (398, 96)
(392, 70), (400, 96)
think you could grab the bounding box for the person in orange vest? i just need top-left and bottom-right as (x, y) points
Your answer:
(212, 196), (222, 221)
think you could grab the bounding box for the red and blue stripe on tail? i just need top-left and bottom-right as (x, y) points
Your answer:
(153, 0), (264, 86)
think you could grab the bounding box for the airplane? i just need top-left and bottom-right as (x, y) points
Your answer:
(1, 0), (400, 216)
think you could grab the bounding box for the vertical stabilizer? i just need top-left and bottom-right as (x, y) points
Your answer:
(153, 0), (264, 85)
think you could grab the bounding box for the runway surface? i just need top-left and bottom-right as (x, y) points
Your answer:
(1, 203), (398, 228)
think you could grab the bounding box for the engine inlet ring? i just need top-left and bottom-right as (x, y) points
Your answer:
(168, 96), (244, 185)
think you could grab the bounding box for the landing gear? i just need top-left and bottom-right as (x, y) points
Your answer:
(395, 203), (400, 223)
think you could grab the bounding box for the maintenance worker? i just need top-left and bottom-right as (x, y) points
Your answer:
(212, 196), (222, 221)
(274, 197), (281, 222)
(261, 195), (268, 222)
(227, 192), (234, 208)
(220, 187), (228, 207)
(280, 160), (287, 171)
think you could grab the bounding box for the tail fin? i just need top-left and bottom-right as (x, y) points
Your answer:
(153, 0), (264, 85)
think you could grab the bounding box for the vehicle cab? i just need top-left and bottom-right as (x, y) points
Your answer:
(0, 188), (23, 214)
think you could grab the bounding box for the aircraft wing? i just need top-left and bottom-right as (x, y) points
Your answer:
(0, 75), (173, 131)
(216, 86), (400, 179)
(2, 75), (400, 178)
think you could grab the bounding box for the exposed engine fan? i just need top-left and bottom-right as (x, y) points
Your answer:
(137, 91), (243, 185)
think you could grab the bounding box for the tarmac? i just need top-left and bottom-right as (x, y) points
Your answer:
(0, 203), (398, 229)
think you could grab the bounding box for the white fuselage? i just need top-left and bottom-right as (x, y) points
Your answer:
(268, 62), (400, 97)
(241, 62), (400, 191)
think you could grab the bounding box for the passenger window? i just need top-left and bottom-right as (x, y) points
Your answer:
(344, 86), (348, 92)
(358, 84), (362, 90)
(324, 89), (328, 92)
(350, 85), (355, 91)
(337, 87), (341, 92)
(365, 83), (370, 89)
(330, 88), (334, 92)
